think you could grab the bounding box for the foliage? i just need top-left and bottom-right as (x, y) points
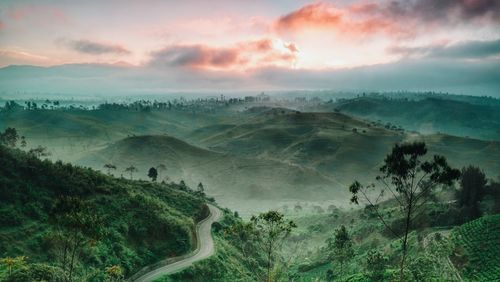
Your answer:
(457, 166), (487, 220)
(365, 250), (387, 281)
(327, 225), (354, 279)
(148, 167), (158, 182)
(451, 214), (500, 281)
(349, 142), (460, 281)
(0, 145), (206, 280)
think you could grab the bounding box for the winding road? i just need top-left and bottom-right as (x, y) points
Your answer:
(130, 204), (223, 282)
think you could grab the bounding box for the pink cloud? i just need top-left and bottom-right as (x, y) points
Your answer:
(275, 2), (411, 39)
(149, 38), (298, 70)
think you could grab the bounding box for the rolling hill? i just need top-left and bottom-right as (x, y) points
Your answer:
(78, 135), (339, 204)
(187, 109), (500, 185)
(329, 97), (500, 141)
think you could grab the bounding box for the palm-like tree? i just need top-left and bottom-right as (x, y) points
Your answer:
(124, 165), (138, 180)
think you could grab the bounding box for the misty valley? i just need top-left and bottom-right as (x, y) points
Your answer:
(1, 93), (499, 281)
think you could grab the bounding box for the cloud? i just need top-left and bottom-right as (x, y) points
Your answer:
(389, 38), (500, 59)
(275, 1), (500, 39)
(60, 39), (130, 55)
(383, 0), (500, 23)
(149, 38), (298, 70)
(275, 2), (409, 39)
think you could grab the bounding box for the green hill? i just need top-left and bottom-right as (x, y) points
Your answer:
(78, 135), (339, 211)
(0, 145), (208, 281)
(189, 110), (500, 185)
(331, 97), (500, 141)
(451, 214), (500, 281)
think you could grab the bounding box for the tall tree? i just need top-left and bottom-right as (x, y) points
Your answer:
(349, 142), (460, 281)
(148, 167), (158, 182)
(457, 166), (487, 220)
(327, 225), (354, 279)
(124, 165), (138, 180)
(251, 210), (296, 282)
(103, 164), (117, 176)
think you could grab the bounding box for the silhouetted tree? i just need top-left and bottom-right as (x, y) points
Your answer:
(251, 211), (296, 282)
(457, 166), (487, 220)
(28, 145), (51, 158)
(103, 164), (117, 176)
(327, 225), (354, 279)
(197, 182), (204, 193)
(349, 142), (460, 281)
(20, 136), (27, 148)
(148, 167), (158, 182)
(0, 127), (19, 147)
(124, 165), (138, 180)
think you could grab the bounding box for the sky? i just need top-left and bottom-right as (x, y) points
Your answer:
(1, 0), (500, 95)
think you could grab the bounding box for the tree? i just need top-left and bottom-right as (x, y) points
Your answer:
(20, 136), (27, 148)
(348, 142), (460, 281)
(457, 166), (487, 220)
(251, 211), (296, 282)
(197, 182), (204, 193)
(0, 127), (19, 147)
(49, 197), (104, 281)
(103, 164), (117, 176)
(124, 165), (138, 180)
(28, 145), (51, 158)
(148, 167), (158, 182)
(365, 250), (387, 281)
(327, 225), (354, 279)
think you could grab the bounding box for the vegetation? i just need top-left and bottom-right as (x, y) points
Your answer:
(0, 145), (208, 281)
(349, 142), (460, 280)
(451, 215), (500, 281)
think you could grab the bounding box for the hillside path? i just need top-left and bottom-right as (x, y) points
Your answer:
(130, 204), (223, 282)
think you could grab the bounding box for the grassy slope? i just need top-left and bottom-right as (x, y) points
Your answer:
(189, 109), (500, 185)
(0, 145), (207, 280)
(332, 97), (500, 141)
(451, 214), (500, 281)
(78, 135), (336, 201)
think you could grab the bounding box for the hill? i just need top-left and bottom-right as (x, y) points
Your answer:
(0, 145), (208, 281)
(78, 135), (339, 213)
(188, 110), (500, 185)
(330, 97), (500, 141)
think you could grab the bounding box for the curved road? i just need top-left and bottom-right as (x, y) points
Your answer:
(132, 204), (223, 282)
